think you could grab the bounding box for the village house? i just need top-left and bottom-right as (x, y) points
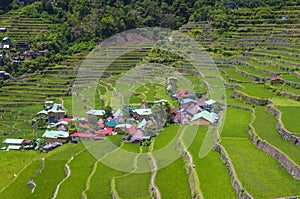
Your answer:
(70, 133), (94, 143)
(132, 108), (152, 121)
(204, 99), (217, 112)
(105, 121), (118, 128)
(48, 121), (68, 131)
(2, 138), (25, 150)
(0, 27), (7, 32)
(86, 109), (105, 118)
(44, 101), (54, 110)
(270, 77), (282, 85)
(42, 130), (69, 144)
(3, 37), (12, 44)
(179, 98), (198, 110)
(0, 71), (10, 80)
(3, 44), (10, 50)
(47, 104), (66, 123)
(137, 119), (147, 129)
(129, 129), (151, 144)
(16, 42), (30, 51)
(190, 110), (218, 126)
(36, 102), (66, 124)
(115, 124), (132, 135)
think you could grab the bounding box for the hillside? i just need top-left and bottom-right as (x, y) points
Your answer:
(0, 1), (300, 199)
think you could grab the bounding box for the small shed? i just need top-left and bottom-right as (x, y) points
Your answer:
(270, 77), (282, 85)
(70, 133), (93, 143)
(86, 109), (105, 118)
(115, 124), (133, 134)
(44, 101), (54, 110)
(0, 27), (7, 32)
(132, 109), (152, 121)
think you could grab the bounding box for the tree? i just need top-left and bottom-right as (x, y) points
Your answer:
(36, 117), (47, 129)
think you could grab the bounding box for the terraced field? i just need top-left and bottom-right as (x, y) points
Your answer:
(1, 2), (300, 199)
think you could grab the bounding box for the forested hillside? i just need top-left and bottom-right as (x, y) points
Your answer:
(0, 0), (296, 77)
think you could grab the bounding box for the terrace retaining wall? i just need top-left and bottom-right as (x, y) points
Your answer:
(214, 144), (254, 199)
(267, 87), (300, 101)
(266, 106), (300, 146)
(248, 125), (300, 180)
(176, 139), (202, 199)
(231, 91), (271, 106)
(227, 104), (252, 111)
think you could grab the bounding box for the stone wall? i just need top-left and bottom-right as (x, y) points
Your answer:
(227, 104), (252, 111)
(266, 106), (300, 146)
(215, 144), (254, 199)
(267, 87), (300, 101)
(248, 125), (300, 180)
(176, 139), (202, 199)
(231, 91), (271, 106)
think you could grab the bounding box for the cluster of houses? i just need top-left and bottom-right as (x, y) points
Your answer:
(30, 100), (158, 151)
(2, 76), (222, 151)
(167, 77), (221, 126)
(0, 29), (48, 70)
(1, 138), (35, 151)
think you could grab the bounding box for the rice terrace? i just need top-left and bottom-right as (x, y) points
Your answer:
(0, 0), (300, 199)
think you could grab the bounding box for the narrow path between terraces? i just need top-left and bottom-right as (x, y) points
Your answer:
(51, 147), (87, 199)
(178, 126), (203, 199)
(148, 139), (161, 199)
(81, 143), (125, 199)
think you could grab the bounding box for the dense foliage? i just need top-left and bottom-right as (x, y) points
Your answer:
(0, 0), (290, 76)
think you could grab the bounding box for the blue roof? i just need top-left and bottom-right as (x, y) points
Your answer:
(105, 121), (118, 127)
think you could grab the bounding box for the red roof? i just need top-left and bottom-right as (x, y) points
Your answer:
(176, 90), (189, 98)
(99, 123), (105, 128)
(71, 133), (93, 138)
(94, 136), (105, 140)
(127, 125), (137, 135)
(171, 110), (178, 115)
(58, 118), (72, 122)
(270, 77), (281, 81)
(24, 139), (33, 143)
(102, 128), (113, 135)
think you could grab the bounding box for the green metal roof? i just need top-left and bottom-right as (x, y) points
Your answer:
(113, 109), (123, 117)
(137, 119), (147, 129)
(190, 110), (218, 123)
